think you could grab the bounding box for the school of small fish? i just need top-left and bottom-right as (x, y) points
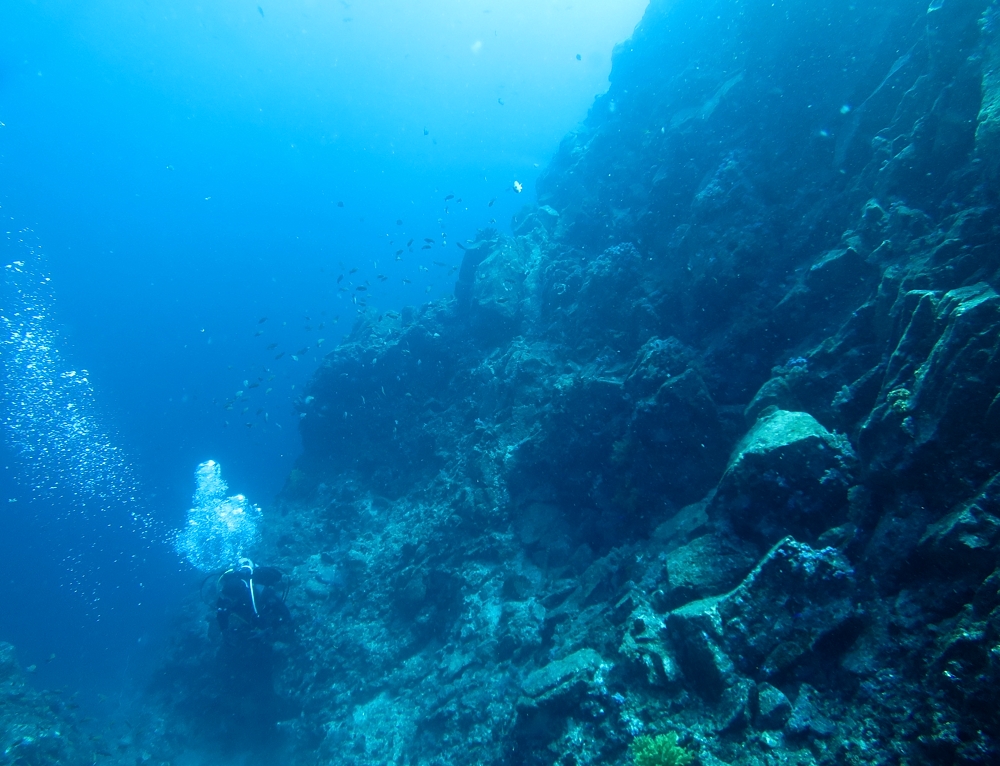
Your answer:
(217, 180), (526, 432)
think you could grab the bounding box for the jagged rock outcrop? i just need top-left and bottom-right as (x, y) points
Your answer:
(153, 0), (1000, 764)
(710, 408), (856, 547)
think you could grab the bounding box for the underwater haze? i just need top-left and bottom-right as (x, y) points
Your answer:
(0, 0), (646, 692)
(4, 0), (1000, 764)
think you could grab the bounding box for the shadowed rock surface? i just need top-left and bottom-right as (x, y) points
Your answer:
(133, 0), (1000, 764)
(0, 642), (144, 766)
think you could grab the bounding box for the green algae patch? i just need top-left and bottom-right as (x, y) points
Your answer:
(629, 732), (696, 766)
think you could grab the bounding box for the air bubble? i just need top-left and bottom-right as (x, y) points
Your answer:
(1, 229), (145, 527)
(175, 460), (261, 572)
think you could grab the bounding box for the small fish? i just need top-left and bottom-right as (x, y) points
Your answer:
(258, 5), (264, 17)
(337, 201), (345, 207)
(275, 352), (285, 359)
(402, 278), (411, 284)
(256, 408), (264, 415)
(377, 274), (388, 281)
(248, 382), (260, 389)
(419, 265), (429, 272)
(246, 422), (254, 428)
(396, 219), (403, 225)
(433, 261), (449, 267)
(513, 180), (523, 193)
(337, 274), (344, 283)
(395, 249), (404, 256)
(166, 164), (174, 171)
(456, 242), (467, 251)
(291, 355), (300, 361)
(445, 194), (454, 201)
(423, 127), (429, 135)
(258, 317), (268, 323)
(407, 239), (414, 247)
(265, 388), (273, 394)
(349, 267), (359, 274)
(488, 198), (496, 207)
(242, 407), (249, 414)
(576, 53), (581, 60)
(297, 347), (309, 355)
(254, 330), (263, 336)
(498, 98), (505, 106)
(424, 237), (434, 243)
(317, 338), (325, 346)
(356, 285), (367, 291)
(266, 342), (278, 350)
(421, 244), (432, 250)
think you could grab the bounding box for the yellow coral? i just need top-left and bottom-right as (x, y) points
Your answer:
(629, 732), (695, 766)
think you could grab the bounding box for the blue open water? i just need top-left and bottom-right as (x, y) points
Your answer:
(0, 0), (647, 697)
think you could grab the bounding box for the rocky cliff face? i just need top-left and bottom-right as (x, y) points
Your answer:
(157, 0), (1000, 764)
(0, 643), (117, 766)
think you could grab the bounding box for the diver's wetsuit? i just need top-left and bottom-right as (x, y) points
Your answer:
(216, 562), (290, 634)
(212, 562), (292, 731)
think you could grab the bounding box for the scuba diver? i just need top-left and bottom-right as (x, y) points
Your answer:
(215, 558), (291, 640)
(207, 559), (294, 741)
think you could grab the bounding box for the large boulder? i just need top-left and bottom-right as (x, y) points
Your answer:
(514, 649), (612, 745)
(710, 408), (856, 545)
(656, 533), (759, 610)
(667, 538), (856, 701)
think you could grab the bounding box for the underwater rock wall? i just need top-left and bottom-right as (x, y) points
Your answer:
(0, 642), (118, 766)
(157, 0), (1000, 764)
